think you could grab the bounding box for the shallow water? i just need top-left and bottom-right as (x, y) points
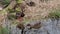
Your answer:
(2, 18), (60, 34)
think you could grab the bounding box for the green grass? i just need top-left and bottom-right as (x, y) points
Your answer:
(16, 0), (23, 3)
(49, 9), (60, 19)
(0, 27), (9, 34)
(4, 0), (10, 4)
(1, 0), (10, 6)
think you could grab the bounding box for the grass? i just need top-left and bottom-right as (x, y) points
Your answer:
(48, 9), (60, 19)
(0, 27), (9, 34)
(1, 0), (10, 7)
(3, 0), (10, 4)
(16, 0), (23, 3)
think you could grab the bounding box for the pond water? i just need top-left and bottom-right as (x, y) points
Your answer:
(2, 18), (60, 34)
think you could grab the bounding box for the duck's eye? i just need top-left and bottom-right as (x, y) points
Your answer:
(21, 12), (25, 17)
(26, 1), (35, 6)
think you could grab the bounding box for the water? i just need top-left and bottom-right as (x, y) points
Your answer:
(2, 18), (60, 34)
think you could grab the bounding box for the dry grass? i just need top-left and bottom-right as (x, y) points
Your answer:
(0, 0), (60, 24)
(20, 0), (60, 24)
